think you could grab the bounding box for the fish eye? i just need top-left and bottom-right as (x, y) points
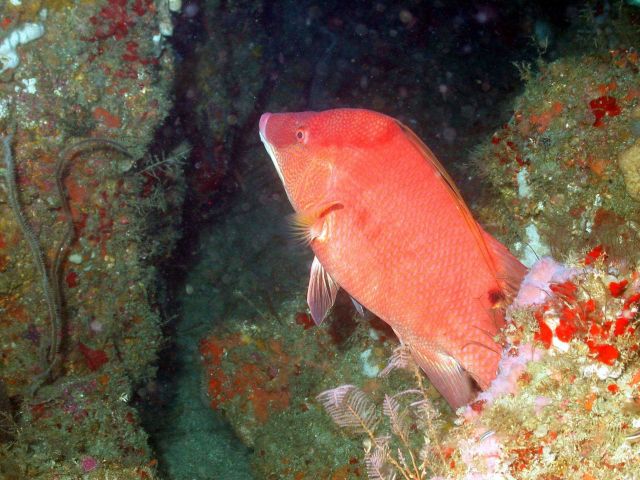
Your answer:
(295, 127), (308, 144)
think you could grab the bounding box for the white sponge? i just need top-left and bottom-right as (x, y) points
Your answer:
(0, 23), (45, 74)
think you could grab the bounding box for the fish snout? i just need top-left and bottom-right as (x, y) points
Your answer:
(259, 113), (271, 139)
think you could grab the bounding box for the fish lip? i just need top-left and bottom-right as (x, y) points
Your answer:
(259, 112), (271, 138)
(258, 112), (288, 197)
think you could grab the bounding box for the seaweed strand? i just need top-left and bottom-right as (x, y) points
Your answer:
(1, 130), (61, 388)
(44, 138), (132, 387)
(2, 133), (132, 396)
(52, 138), (132, 321)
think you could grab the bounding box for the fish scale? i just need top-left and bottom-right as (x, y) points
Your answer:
(259, 108), (526, 409)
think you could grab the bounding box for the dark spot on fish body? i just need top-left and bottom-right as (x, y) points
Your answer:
(488, 288), (505, 307)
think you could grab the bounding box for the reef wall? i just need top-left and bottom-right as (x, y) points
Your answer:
(0, 1), (181, 477)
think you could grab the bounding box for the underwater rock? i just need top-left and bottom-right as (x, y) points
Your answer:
(0, 380), (13, 445)
(0, 1), (180, 477)
(618, 139), (640, 200)
(175, 0), (268, 219)
(199, 301), (412, 478)
(473, 7), (640, 264)
(449, 253), (640, 479)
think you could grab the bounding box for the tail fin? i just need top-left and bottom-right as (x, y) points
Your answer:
(481, 228), (527, 299)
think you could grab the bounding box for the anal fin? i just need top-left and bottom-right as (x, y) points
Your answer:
(410, 341), (478, 410)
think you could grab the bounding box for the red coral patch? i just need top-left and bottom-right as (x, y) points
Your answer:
(586, 341), (619, 365)
(556, 317), (577, 343)
(549, 281), (577, 301)
(584, 245), (605, 265)
(534, 311), (553, 349)
(609, 280), (628, 297)
(589, 95), (621, 127)
(78, 342), (109, 371)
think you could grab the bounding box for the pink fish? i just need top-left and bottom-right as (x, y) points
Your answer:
(259, 108), (526, 408)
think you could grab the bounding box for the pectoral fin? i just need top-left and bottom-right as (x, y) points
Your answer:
(307, 256), (339, 325)
(291, 201), (343, 244)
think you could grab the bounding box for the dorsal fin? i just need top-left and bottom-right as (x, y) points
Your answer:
(395, 120), (526, 295)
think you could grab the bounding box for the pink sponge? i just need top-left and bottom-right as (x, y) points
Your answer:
(513, 256), (578, 307)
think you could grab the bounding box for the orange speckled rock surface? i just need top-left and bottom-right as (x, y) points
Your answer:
(199, 304), (424, 479)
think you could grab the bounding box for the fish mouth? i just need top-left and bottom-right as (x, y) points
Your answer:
(259, 112), (286, 187)
(259, 112), (270, 137)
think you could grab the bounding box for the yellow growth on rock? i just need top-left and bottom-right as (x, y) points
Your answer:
(618, 140), (640, 200)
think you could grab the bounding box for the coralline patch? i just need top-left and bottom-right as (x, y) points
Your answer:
(462, 343), (543, 421)
(518, 224), (550, 268)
